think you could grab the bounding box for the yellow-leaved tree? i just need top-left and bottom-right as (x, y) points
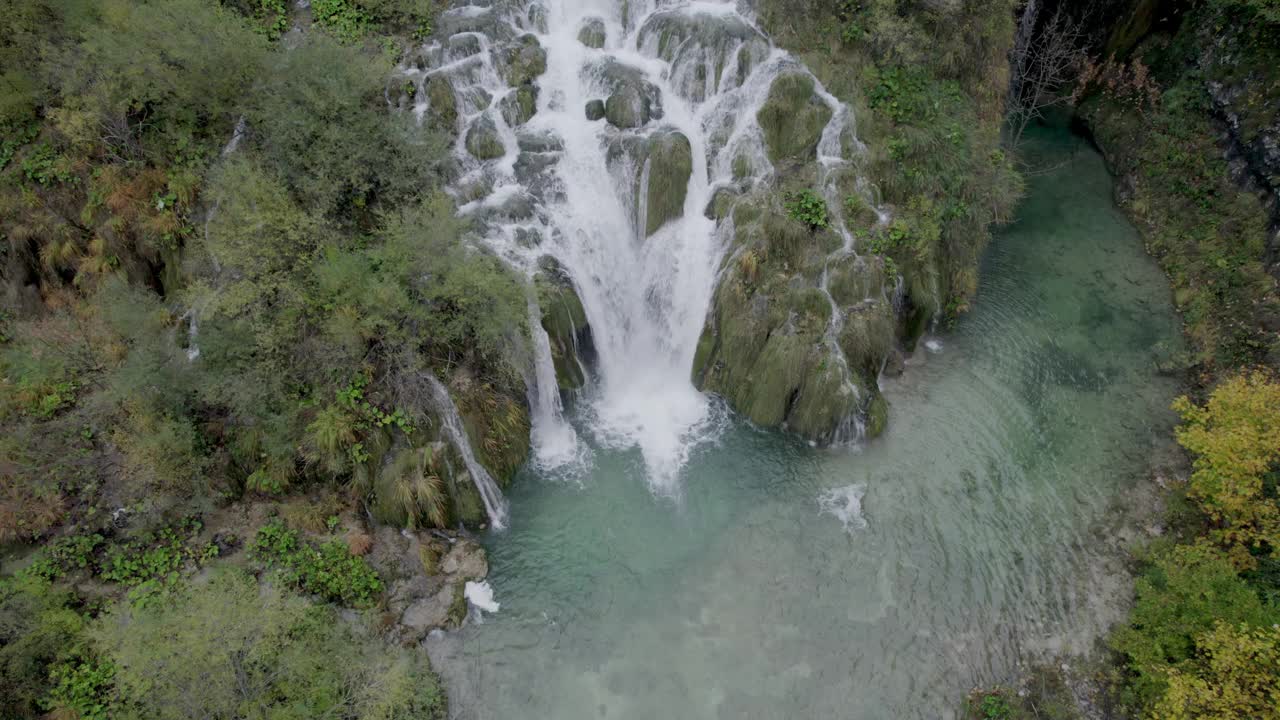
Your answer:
(1154, 621), (1280, 719)
(1173, 371), (1280, 568)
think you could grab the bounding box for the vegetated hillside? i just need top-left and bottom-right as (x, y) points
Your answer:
(1, 1), (527, 717)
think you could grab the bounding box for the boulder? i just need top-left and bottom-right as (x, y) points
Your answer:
(501, 33), (547, 87)
(605, 128), (693, 237)
(757, 72), (832, 165)
(425, 76), (459, 134)
(500, 84), (538, 127)
(465, 115), (505, 160)
(585, 99), (606, 121)
(578, 17), (607, 48)
(536, 257), (594, 390)
(589, 60), (663, 129)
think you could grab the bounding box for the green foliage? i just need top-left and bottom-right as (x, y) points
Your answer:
(42, 658), (117, 720)
(252, 0), (289, 39)
(19, 143), (74, 186)
(22, 533), (104, 581)
(93, 570), (446, 720)
(99, 520), (218, 607)
(784, 189), (830, 230)
(251, 521), (383, 607)
(247, 34), (444, 217)
(312, 0), (372, 41)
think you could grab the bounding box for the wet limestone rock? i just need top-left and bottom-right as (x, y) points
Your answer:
(578, 17), (607, 48)
(385, 532), (491, 642)
(644, 131), (693, 235)
(465, 115), (505, 160)
(694, 196), (893, 443)
(536, 257), (593, 390)
(757, 72), (832, 165)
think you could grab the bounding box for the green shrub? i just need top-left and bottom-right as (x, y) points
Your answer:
(784, 189), (830, 230)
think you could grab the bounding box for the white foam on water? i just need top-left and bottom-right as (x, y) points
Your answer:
(818, 484), (868, 532)
(465, 580), (501, 614)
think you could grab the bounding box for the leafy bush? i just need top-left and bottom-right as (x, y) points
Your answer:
(251, 521), (383, 607)
(42, 658), (117, 720)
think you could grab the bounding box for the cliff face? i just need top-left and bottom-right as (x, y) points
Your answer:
(690, 0), (1021, 442)
(1070, 0), (1280, 370)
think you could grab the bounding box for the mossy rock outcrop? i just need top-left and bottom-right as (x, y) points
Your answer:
(757, 72), (832, 166)
(606, 128), (693, 238)
(536, 257), (594, 391)
(465, 115), (505, 160)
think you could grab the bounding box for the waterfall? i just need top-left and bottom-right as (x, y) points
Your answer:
(402, 0), (877, 491)
(425, 374), (510, 530)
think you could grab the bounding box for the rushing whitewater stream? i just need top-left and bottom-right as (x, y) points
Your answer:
(413, 0), (1185, 717)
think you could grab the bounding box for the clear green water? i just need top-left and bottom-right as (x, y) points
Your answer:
(428, 127), (1184, 718)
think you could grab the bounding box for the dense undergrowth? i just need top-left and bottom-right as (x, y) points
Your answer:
(0, 0), (524, 716)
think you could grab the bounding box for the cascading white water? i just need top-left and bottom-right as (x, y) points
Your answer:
(425, 375), (511, 529)
(403, 0), (879, 492)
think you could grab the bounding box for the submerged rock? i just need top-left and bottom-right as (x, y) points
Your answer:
(757, 72), (832, 165)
